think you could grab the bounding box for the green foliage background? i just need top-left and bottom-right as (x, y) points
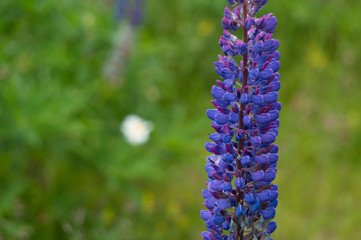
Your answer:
(1, 0), (361, 239)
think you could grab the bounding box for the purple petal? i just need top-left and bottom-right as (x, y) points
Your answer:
(215, 114), (229, 125)
(211, 85), (225, 99)
(263, 169), (276, 182)
(245, 193), (256, 204)
(251, 170), (264, 182)
(200, 210), (213, 221)
(206, 109), (220, 121)
(254, 155), (269, 165)
(216, 199), (230, 210)
(250, 136), (261, 147)
(267, 221), (277, 234)
(235, 177), (245, 189)
(202, 189), (213, 199)
(241, 155), (251, 165)
(260, 208), (276, 219)
(256, 190), (271, 203)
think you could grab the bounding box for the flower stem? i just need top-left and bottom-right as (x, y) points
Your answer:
(236, 1), (249, 240)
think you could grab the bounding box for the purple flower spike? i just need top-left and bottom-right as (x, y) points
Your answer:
(201, 0), (281, 239)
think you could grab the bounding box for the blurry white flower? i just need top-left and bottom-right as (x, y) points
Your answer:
(120, 115), (153, 145)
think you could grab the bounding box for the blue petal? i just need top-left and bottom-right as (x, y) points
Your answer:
(215, 113), (229, 125)
(220, 68), (234, 80)
(270, 190), (278, 201)
(248, 68), (259, 80)
(227, 0), (236, 4)
(235, 177), (245, 189)
(252, 95), (264, 105)
(269, 81), (281, 92)
(274, 51), (280, 60)
(263, 92), (278, 103)
(209, 180), (224, 191)
(204, 197), (216, 209)
(263, 16), (277, 33)
(264, 39), (279, 54)
(202, 189), (213, 199)
(270, 185), (278, 191)
(222, 221), (230, 230)
(236, 205), (245, 216)
(241, 93), (250, 104)
(253, 40), (264, 53)
(229, 112), (239, 124)
(200, 210), (213, 221)
(268, 154), (279, 164)
(255, 113), (271, 124)
(215, 99), (230, 108)
(202, 231), (212, 240)
(260, 133), (277, 144)
(205, 142), (224, 155)
(222, 134), (232, 143)
(267, 221), (277, 234)
(250, 136), (261, 147)
(275, 102), (282, 111)
(206, 109), (220, 121)
(259, 68), (273, 80)
(263, 169), (276, 182)
(249, 200), (261, 213)
(217, 199), (230, 210)
(218, 159), (229, 170)
(260, 208), (276, 219)
(269, 144), (279, 153)
(212, 86), (225, 99)
(256, 190), (271, 203)
(205, 219), (217, 231)
(251, 170), (264, 182)
(243, 115), (252, 128)
(268, 61), (280, 72)
(244, 17), (254, 30)
(209, 133), (223, 142)
(245, 193), (256, 204)
(213, 214), (226, 225)
(214, 61), (226, 69)
(268, 199), (278, 208)
(254, 155), (269, 165)
(224, 154), (234, 163)
(224, 93), (236, 101)
(241, 155), (251, 165)
(222, 182), (233, 192)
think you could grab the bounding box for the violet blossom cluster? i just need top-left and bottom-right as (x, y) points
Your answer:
(116, 0), (144, 26)
(103, 0), (145, 83)
(201, 0), (280, 239)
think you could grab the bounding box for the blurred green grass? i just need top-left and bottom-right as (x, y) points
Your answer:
(0, 0), (361, 239)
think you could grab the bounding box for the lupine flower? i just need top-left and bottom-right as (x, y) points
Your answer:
(121, 114), (153, 145)
(201, 1), (280, 239)
(103, 0), (145, 83)
(116, 0), (144, 27)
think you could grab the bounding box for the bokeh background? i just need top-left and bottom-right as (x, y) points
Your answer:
(1, 0), (361, 239)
